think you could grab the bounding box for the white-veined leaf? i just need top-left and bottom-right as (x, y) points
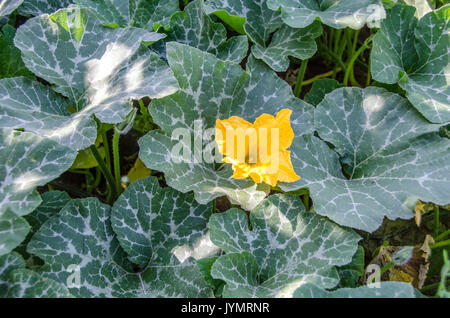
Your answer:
(371, 5), (450, 123)
(28, 194), (213, 297)
(0, 251), (25, 296)
(294, 281), (423, 298)
(111, 176), (217, 295)
(19, 0), (74, 16)
(0, 77), (96, 151)
(6, 269), (74, 297)
(74, 0), (179, 29)
(0, 129), (76, 255)
(0, 128), (76, 217)
(267, 0), (385, 29)
(204, 0), (322, 72)
(0, 0), (23, 17)
(209, 194), (361, 298)
(281, 87), (450, 232)
(14, 7), (179, 127)
(151, 0), (248, 64)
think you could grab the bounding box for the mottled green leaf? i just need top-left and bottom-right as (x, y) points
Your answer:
(336, 245), (364, 288)
(0, 251), (25, 297)
(282, 87), (450, 232)
(252, 21), (322, 72)
(267, 0), (385, 29)
(209, 194), (361, 297)
(371, 5), (450, 123)
(111, 176), (216, 266)
(19, 0), (73, 16)
(294, 282), (423, 297)
(0, 210), (30, 256)
(0, 0), (23, 17)
(151, 0), (248, 64)
(74, 0), (179, 29)
(14, 7), (179, 126)
(6, 269), (73, 297)
(139, 43), (314, 211)
(0, 77), (97, 151)
(28, 194), (213, 297)
(0, 129), (75, 255)
(205, 0), (321, 71)
(0, 129), (76, 218)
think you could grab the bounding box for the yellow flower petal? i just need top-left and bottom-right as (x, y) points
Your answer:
(275, 109), (295, 149)
(216, 108), (300, 187)
(277, 150), (300, 183)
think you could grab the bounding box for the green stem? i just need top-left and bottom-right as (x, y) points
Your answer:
(435, 229), (450, 242)
(421, 281), (449, 292)
(351, 30), (360, 57)
(294, 59), (309, 97)
(303, 192), (310, 211)
(90, 145), (117, 203)
(344, 35), (374, 86)
(366, 53), (372, 87)
(379, 262), (395, 276)
(345, 29), (354, 61)
(113, 130), (122, 196)
(301, 68), (342, 86)
(333, 34), (347, 80)
(318, 42), (348, 75)
(430, 239), (450, 249)
(329, 28), (335, 49)
(333, 29), (342, 56)
(101, 127), (112, 172)
(434, 206), (440, 237)
(93, 167), (102, 190)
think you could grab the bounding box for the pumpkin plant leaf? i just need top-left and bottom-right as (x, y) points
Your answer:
(139, 43), (314, 211)
(371, 4), (450, 123)
(0, 77), (97, 151)
(27, 187), (214, 297)
(111, 176), (217, 295)
(0, 0), (23, 17)
(74, 0), (179, 29)
(0, 128), (76, 218)
(0, 129), (76, 255)
(281, 87), (450, 232)
(304, 78), (344, 106)
(251, 21), (322, 72)
(14, 7), (179, 128)
(336, 245), (365, 288)
(0, 252), (25, 297)
(151, 0), (248, 64)
(294, 281), (423, 298)
(16, 191), (71, 259)
(209, 194), (361, 297)
(18, 0), (74, 16)
(204, 0), (321, 72)
(6, 269), (74, 297)
(267, 0), (385, 29)
(0, 210), (30, 257)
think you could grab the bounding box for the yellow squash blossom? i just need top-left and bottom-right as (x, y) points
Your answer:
(215, 109), (300, 187)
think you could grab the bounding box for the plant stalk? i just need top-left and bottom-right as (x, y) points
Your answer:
(90, 145), (118, 203)
(294, 59), (309, 97)
(113, 129), (122, 196)
(344, 35), (374, 86)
